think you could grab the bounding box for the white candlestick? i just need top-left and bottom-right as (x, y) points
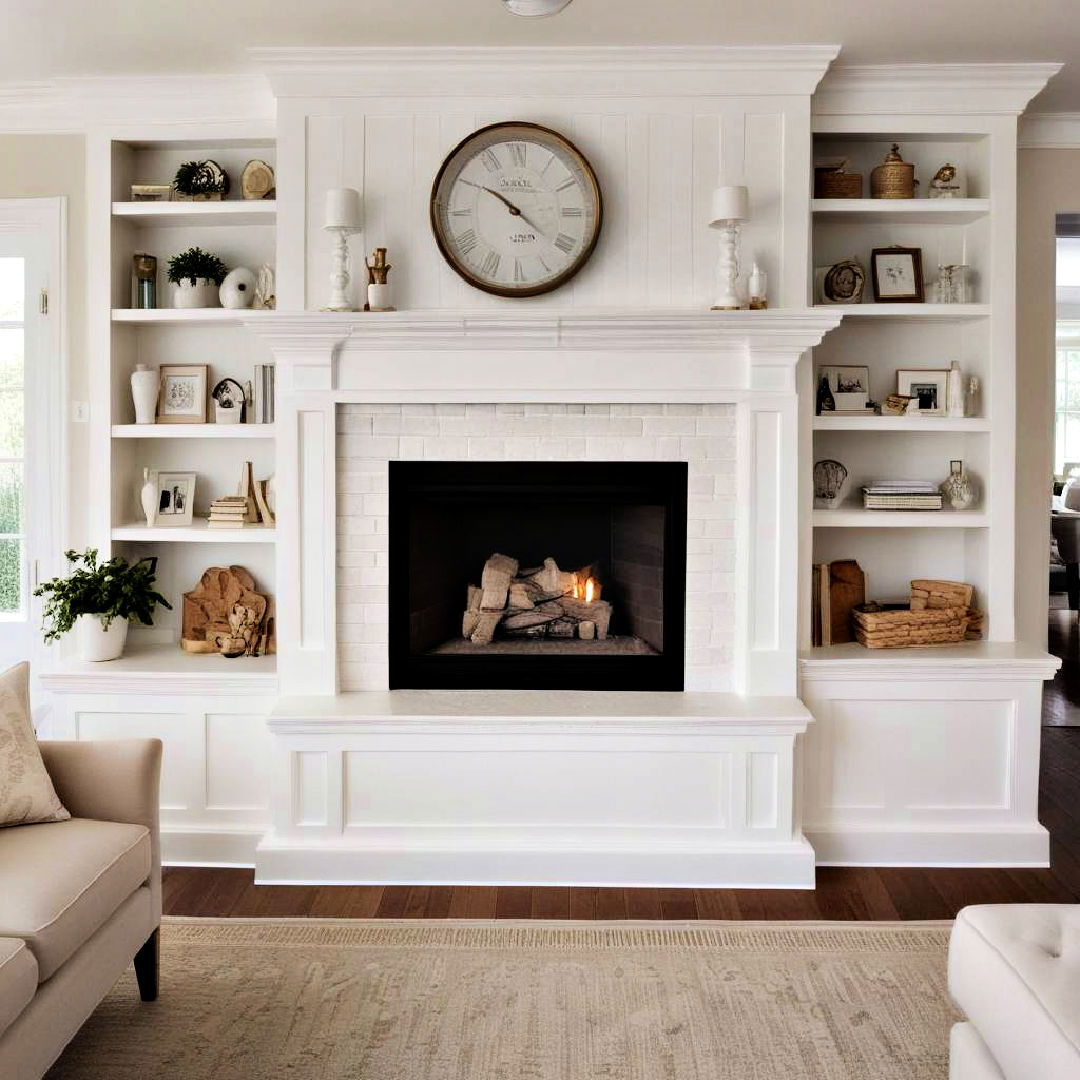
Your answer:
(709, 185), (749, 312)
(322, 188), (363, 312)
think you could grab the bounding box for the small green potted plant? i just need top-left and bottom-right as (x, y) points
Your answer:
(167, 246), (228, 309)
(34, 549), (172, 662)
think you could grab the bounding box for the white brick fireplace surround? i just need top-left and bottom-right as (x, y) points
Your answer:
(246, 310), (841, 887)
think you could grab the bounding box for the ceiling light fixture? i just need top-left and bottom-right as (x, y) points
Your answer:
(502, 0), (574, 16)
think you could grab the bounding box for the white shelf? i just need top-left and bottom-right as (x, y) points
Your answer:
(817, 303), (990, 320)
(112, 200), (276, 227)
(112, 308), (274, 325)
(812, 198), (990, 224)
(112, 521), (276, 543)
(112, 423), (276, 439)
(813, 507), (989, 528)
(813, 416), (990, 432)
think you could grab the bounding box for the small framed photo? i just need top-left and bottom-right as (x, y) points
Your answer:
(152, 471), (197, 526)
(818, 365), (871, 411)
(897, 369), (949, 416)
(157, 365), (208, 424)
(871, 246), (924, 303)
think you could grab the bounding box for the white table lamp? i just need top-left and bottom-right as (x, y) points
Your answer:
(323, 187), (363, 312)
(709, 185), (749, 311)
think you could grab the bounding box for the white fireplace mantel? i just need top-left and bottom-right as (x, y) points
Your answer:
(245, 309), (842, 396)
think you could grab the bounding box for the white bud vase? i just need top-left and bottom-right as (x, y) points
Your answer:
(131, 364), (158, 424)
(367, 283), (392, 311)
(140, 467), (157, 526)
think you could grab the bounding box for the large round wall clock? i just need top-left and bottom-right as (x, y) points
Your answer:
(430, 121), (602, 298)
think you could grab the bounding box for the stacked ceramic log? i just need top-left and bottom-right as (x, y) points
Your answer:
(853, 579), (980, 648)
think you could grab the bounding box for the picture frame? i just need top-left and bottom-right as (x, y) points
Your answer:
(817, 365), (871, 411)
(871, 246), (924, 303)
(897, 369), (949, 416)
(157, 365), (208, 424)
(151, 470), (196, 526)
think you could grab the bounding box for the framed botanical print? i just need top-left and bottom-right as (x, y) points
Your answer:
(871, 246), (924, 303)
(157, 365), (208, 423)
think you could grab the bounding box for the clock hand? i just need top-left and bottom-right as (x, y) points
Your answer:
(459, 178), (550, 237)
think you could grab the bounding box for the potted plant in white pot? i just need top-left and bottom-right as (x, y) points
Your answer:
(34, 549), (172, 662)
(167, 247), (228, 309)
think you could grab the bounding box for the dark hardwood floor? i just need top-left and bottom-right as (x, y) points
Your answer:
(164, 604), (1080, 923)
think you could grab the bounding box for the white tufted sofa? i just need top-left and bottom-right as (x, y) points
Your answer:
(949, 905), (1080, 1079)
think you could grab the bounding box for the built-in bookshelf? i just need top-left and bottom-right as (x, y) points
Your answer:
(89, 129), (279, 667)
(804, 122), (1014, 653)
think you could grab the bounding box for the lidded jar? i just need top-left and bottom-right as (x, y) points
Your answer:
(871, 143), (916, 199)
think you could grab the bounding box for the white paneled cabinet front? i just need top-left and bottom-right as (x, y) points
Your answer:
(46, 691), (276, 866)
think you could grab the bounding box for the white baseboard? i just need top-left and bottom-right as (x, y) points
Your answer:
(161, 827), (264, 868)
(254, 832), (818, 888)
(805, 824), (1050, 868)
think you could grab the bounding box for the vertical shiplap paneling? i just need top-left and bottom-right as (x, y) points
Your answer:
(646, 115), (674, 307)
(342, 112), (367, 311)
(668, 113), (695, 306)
(624, 114), (651, 307)
(364, 115), (415, 310)
(742, 112), (784, 304)
(692, 115), (722, 309)
(305, 114), (345, 310)
(409, 114), (444, 311)
(562, 113), (608, 309)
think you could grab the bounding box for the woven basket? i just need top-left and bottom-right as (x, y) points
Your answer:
(853, 604), (969, 649)
(814, 168), (863, 199)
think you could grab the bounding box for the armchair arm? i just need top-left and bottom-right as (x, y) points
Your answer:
(38, 739), (163, 914)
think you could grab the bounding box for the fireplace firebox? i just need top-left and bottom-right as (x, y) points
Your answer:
(389, 461), (688, 690)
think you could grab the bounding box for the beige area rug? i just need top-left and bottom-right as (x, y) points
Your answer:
(48, 918), (957, 1080)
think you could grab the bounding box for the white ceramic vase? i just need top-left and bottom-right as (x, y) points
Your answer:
(131, 364), (158, 424)
(75, 614), (128, 662)
(172, 279), (219, 309)
(139, 467), (157, 526)
(367, 283), (392, 311)
(219, 267), (256, 309)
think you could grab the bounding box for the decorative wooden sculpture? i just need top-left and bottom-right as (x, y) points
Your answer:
(181, 565), (273, 657)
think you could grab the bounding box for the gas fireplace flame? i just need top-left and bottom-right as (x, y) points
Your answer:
(573, 575), (598, 603)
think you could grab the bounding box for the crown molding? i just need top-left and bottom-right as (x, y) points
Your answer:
(1020, 112), (1080, 149)
(0, 74), (273, 133)
(814, 62), (1063, 117)
(251, 45), (840, 99)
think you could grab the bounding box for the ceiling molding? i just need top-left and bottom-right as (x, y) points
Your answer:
(1020, 112), (1080, 149)
(814, 62), (1063, 117)
(250, 45), (841, 99)
(0, 74), (273, 133)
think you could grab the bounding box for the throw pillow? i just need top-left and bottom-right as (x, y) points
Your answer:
(0, 662), (69, 827)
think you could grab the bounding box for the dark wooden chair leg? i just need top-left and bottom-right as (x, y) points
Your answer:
(133, 928), (159, 1002)
(1067, 563), (1080, 611)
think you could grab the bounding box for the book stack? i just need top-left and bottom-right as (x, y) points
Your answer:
(862, 480), (943, 511)
(207, 496), (250, 529)
(248, 364), (276, 424)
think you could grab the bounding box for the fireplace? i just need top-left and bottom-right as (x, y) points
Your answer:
(389, 461), (688, 690)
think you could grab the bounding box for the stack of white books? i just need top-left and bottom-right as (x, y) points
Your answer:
(862, 480), (943, 511)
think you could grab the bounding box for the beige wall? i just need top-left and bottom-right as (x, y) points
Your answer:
(1017, 149), (1080, 645)
(0, 135), (87, 551)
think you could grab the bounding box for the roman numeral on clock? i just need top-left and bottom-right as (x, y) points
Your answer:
(450, 207), (472, 217)
(481, 250), (502, 278)
(508, 142), (527, 168)
(560, 206), (583, 218)
(456, 228), (479, 256)
(513, 258), (524, 284)
(556, 178), (577, 193)
(481, 148), (501, 173)
(554, 233), (576, 255)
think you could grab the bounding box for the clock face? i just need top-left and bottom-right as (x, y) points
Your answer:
(430, 121), (602, 298)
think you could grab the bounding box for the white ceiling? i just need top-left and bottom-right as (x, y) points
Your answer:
(5, 0), (1078, 112)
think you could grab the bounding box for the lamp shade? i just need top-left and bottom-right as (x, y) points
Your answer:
(325, 187), (362, 230)
(709, 185), (749, 226)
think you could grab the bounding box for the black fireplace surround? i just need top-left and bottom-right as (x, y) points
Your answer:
(388, 461), (688, 691)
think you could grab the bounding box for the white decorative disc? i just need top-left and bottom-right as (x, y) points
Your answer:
(503, 0), (574, 16)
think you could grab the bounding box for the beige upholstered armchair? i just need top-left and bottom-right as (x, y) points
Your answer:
(0, 738), (162, 1079)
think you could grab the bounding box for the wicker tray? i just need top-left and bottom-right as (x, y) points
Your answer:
(853, 604), (970, 649)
